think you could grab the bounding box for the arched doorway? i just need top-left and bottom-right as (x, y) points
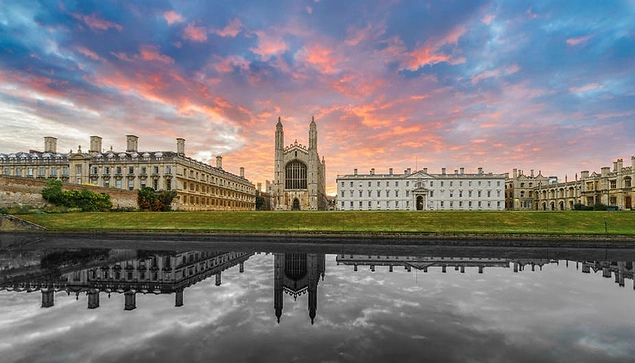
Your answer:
(416, 196), (424, 210)
(292, 198), (301, 210)
(559, 201), (564, 210)
(626, 196), (632, 210)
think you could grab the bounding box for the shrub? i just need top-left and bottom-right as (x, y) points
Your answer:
(41, 179), (112, 211)
(137, 188), (178, 211)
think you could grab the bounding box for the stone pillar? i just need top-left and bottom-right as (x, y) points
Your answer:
(126, 135), (139, 152)
(89, 136), (102, 154)
(41, 289), (54, 308)
(44, 137), (57, 153)
(216, 156), (222, 169)
(175, 290), (183, 307)
(87, 289), (100, 309)
(124, 290), (136, 311)
(176, 138), (185, 155)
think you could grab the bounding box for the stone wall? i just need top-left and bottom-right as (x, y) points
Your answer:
(0, 176), (137, 209)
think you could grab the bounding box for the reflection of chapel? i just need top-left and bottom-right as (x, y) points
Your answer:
(274, 253), (325, 324)
(273, 117), (327, 210)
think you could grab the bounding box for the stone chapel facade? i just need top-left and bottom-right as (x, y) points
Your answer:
(273, 117), (327, 210)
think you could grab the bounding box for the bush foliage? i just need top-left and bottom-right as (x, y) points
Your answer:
(41, 179), (112, 212)
(137, 187), (177, 211)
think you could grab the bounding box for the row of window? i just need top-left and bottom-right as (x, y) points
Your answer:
(340, 200), (502, 210)
(90, 165), (171, 175)
(341, 180), (502, 188)
(341, 189), (502, 198)
(4, 166), (69, 176)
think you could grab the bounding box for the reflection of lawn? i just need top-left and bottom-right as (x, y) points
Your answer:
(17, 210), (635, 235)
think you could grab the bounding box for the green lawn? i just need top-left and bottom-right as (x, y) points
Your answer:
(15, 210), (635, 235)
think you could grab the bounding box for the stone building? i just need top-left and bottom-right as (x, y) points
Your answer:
(534, 157), (634, 210)
(0, 135), (256, 211)
(336, 167), (506, 211)
(505, 169), (550, 210)
(272, 117), (327, 210)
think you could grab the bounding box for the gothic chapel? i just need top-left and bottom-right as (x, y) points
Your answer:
(273, 116), (327, 210)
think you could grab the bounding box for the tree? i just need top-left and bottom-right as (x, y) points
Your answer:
(41, 179), (112, 211)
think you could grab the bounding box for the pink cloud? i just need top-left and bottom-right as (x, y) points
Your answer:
(213, 55), (250, 73)
(251, 31), (287, 59)
(184, 23), (208, 42)
(404, 45), (450, 70)
(72, 13), (122, 32)
(566, 35), (591, 46)
(471, 64), (520, 84)
(482, 14), (495, 25)
(140, 45), (174, 64)
(214, 18), (242, 37)
(569, 83), (603, 93)
(163, 11), (184, 25)
(76, 46), (101, 61)
(300, 44), (343, 74)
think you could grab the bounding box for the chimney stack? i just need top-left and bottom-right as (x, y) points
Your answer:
(460, 167), (464, 175)
(441, 168), (446, 175)
(370, 168), (375, 175)
(354, 168), (358, 175)
(530, 169), (534, 177)
(44, 137), (57, 153)
(257, 182), (262, 192)
(240, 167), (245, 178)
(389, 168), (393, 175)
(89, 136), (102, 154)
(423, 167), (427, 173)
(126, 135), (139, 152)
(454, 169), (458, 175)
(216, 156), (223, 169)
(176, 138), (185, 155)
(478, 167), (483, 174)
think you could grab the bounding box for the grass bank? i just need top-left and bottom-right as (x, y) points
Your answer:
(14, 210), (635, 235)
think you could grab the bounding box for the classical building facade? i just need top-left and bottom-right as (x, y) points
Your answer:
(505, 169), (550, 210)
(336, 167), (506, 211)
(0, 135), (256, 211)
(272, 117), (327, 210)
(533, 157), (634, 210)
(506, 157), (634, 211)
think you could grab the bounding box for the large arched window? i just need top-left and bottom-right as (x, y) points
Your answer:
(285, 160), (307, 189)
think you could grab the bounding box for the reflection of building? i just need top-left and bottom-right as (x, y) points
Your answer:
(0, 135), (256, 211)
(336, 167), (505, 211)
(0, 250), (252, 310)
(274, 253), (325, 324)
(273, 117), (327, 210)
(337, 255), (635, 290)
(336, 255), (511, 274)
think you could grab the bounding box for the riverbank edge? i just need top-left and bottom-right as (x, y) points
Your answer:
(3, 229), (635, 249)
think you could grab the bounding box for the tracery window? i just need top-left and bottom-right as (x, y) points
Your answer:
(285, 161), (307, 189)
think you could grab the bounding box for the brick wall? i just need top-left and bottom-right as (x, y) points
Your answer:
(0, 176), (137, 209)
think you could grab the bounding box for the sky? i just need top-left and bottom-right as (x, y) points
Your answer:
(1, 0), (634, 195)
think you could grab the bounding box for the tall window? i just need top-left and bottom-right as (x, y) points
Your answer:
(285, 161), (307, 189)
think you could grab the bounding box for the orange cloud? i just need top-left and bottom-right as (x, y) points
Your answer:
(163, 11), (184, 25)
(301, 44), (343, 74)
(184, 23), (208, 42)
(404, 45), (450, 70)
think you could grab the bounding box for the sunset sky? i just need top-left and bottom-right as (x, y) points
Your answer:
(1, 0), (634, 195)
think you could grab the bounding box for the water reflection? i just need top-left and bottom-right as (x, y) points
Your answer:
(1, 244), (635, 363)
(1, 249), (252, 310)
(1, 249), (633, 320)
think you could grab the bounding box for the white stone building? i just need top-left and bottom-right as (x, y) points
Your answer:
(336, 167), (506, 211)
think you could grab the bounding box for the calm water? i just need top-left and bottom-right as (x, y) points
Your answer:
(1, 242), (634, 363)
